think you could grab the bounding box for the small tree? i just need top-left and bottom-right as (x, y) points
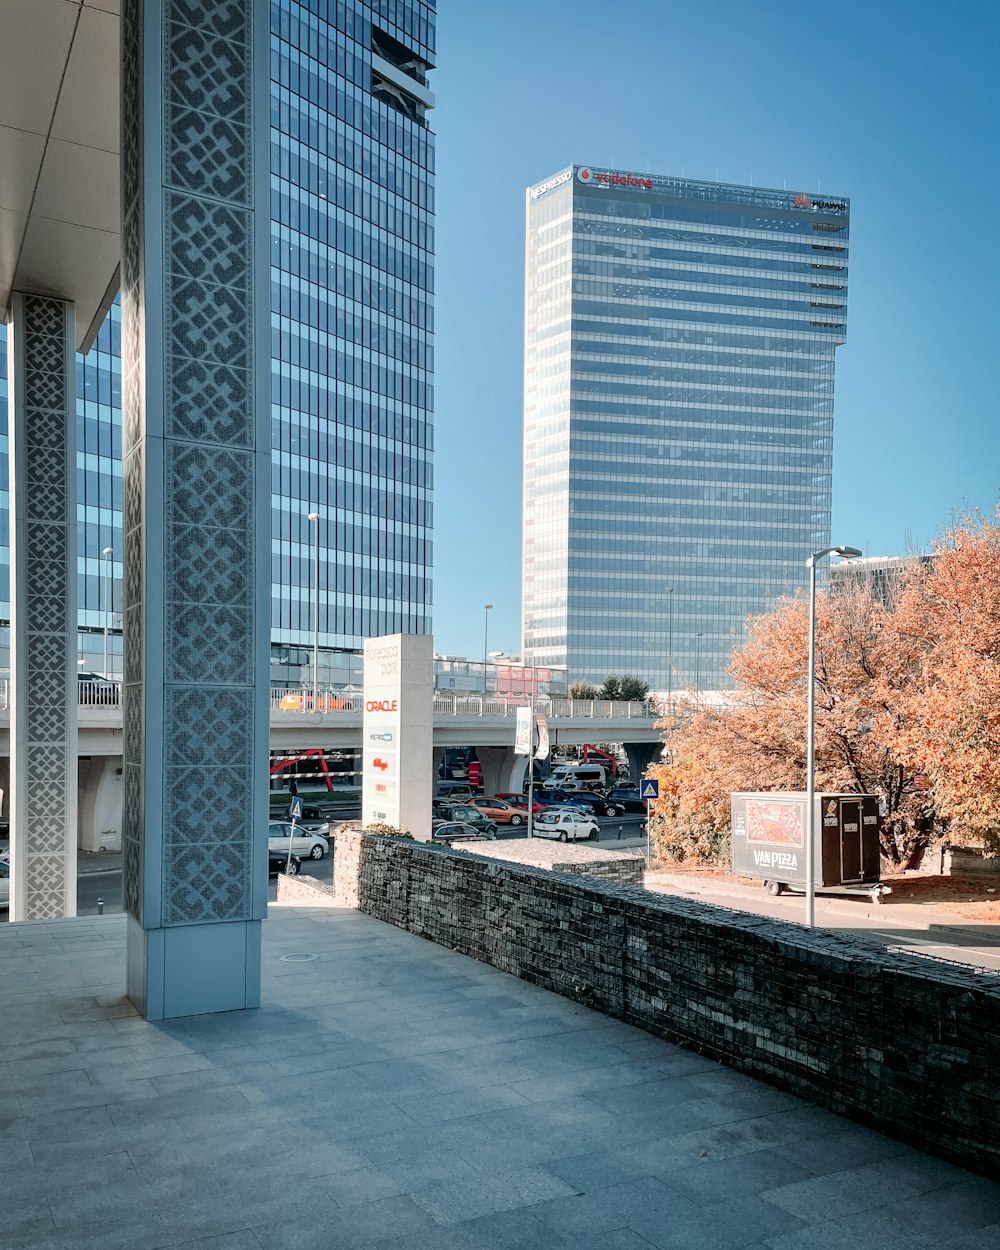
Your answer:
(569, 681), (600, 700)
(599, 674), (649, 700)
(618, 675), (650, 700)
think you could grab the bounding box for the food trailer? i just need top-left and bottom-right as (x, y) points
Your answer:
(731, 792), (890, 903)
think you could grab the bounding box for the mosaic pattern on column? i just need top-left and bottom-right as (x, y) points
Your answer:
(11, 296), (76, 919)
(120, 0), (259, 928)
(120, 0), (145, 924)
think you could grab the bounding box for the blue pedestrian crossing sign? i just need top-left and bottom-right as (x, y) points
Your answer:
(640, 779), (659, 800)
(288, 795), (304, 821)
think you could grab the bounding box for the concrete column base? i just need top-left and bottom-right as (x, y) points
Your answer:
(127, 915), (261, 1021)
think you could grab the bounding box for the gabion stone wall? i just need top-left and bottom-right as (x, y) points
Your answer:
(349, 832), (1000, 1178)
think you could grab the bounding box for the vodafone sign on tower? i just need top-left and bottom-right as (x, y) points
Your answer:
(578, 166), (653, 190)
(362, 634), (433, 839)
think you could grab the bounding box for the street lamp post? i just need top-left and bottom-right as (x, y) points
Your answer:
(101, 546), (114, 678)
(308, 512), (320, 708)
(483, 604), (493, 698)
(805, 544), (862, 927)
(665, 587), (674, 712)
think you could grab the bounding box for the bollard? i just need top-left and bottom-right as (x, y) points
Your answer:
(97, 898), (104, 915)
(617, 825), (623, 840)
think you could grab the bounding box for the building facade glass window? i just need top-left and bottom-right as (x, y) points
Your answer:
(0, 0), (436, 685)
(522, 166), (848, 691)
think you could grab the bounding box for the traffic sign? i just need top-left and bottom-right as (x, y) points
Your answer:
(640, 779), (659, 800)
(288, 795), (303, 821)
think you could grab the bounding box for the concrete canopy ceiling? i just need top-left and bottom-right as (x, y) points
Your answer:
(0, 0), (120, 351)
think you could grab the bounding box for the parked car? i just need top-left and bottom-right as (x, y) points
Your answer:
(295, 805), (331, 836)
(434, 781), (474, 801)
(267, 849), (301, 876)
(267, 821), (327, 859)
(540, 790), (617, 820)
(534, 788), (621, 817)
(431, 805), (497, 835)
(462, 797), (526, 826)
(431, 822), (496, 844)
(605, 787), (648, 813)
(0, 857), (8, 908)
(77, 671), (120, 705)
(531, 810), (600, 842)
(495, 792), (544, 816)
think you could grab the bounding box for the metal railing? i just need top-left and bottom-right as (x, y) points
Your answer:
(270, 689), (655, 719)
(0, 681), (656, 721)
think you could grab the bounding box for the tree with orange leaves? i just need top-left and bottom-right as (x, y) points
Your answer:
(891, 511), (1000, 852)
(649, 577), (934, 866)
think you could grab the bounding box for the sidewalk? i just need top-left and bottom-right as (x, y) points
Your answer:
(646, 868), (1000, 943)
(1, 903), (998, 1248)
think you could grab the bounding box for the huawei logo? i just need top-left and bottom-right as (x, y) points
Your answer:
(793, 192), (811, 209)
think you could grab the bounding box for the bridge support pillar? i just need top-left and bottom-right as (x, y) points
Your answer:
(78, 757), (123, 852)
(477, 747), (526, 798)
(121, 0), (270, 1020)
(624, 741), (661, 785)
(7, 292), (78, 921)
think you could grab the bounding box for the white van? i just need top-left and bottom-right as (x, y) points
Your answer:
(544, 764), (608, 790)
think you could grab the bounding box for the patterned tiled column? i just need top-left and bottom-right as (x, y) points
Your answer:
(120, 0), (269, 1019)
(6, 294), (78, 921)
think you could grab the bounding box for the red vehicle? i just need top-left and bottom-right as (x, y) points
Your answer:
(495, 792), (544, 816)
(582, 745), (624, 778)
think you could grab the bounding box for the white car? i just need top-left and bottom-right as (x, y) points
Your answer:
(531, 810), (600, 842)
(267, 821), (327, 860)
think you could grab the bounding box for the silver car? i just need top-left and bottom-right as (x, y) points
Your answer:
(531, 810), (600, 842)
(267, 821), (327, 860)
(0, 858), (8, 909)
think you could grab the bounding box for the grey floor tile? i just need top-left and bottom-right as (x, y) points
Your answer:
(764, 1207), (938, 1250)
(770, 1125), (916, 1174)
(371, 1207), (570, 1250)
(253, 1194), (439, 1250)
(633, 1193), (804, 1248)
(659, 1147), (813, 1204)
(2, 1149), (138, 1200)
(531, 1176), (690, 1240)
(173, 1233), (265, 1250)
(410, 1165), (577, 1225)
(762, 1165), (919, 1222)
(394, 1082), (530, 1124)
(935, 1227), (1000, 1249)
(884, 1178), (1000, 1239)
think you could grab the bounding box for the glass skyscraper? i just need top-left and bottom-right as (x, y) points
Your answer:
(522, 165), (848, 691)
(0, 0), (435, 685)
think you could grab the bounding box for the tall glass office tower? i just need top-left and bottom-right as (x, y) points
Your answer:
(523, 165), (848, 691)
(0, 0), (435, 684)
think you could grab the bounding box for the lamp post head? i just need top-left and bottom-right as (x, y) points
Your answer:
(102, 546), (113, 557)
(833, 546), (862, 559)
(485, 603), (493, 611)
(307, 512), (319, 522)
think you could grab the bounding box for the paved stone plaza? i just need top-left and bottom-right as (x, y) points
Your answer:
(1, 904), (999, 1249)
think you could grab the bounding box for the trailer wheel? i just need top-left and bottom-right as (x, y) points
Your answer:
(764, 880), (785, 897)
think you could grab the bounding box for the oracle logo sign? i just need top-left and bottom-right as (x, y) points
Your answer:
(579, 167), (653, 191)
(365, 698), (398, 713)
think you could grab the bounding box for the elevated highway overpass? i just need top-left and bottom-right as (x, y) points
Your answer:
(0, 687), (664, 851)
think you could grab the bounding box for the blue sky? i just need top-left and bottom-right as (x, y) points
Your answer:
(430, 0), (1000, 661)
